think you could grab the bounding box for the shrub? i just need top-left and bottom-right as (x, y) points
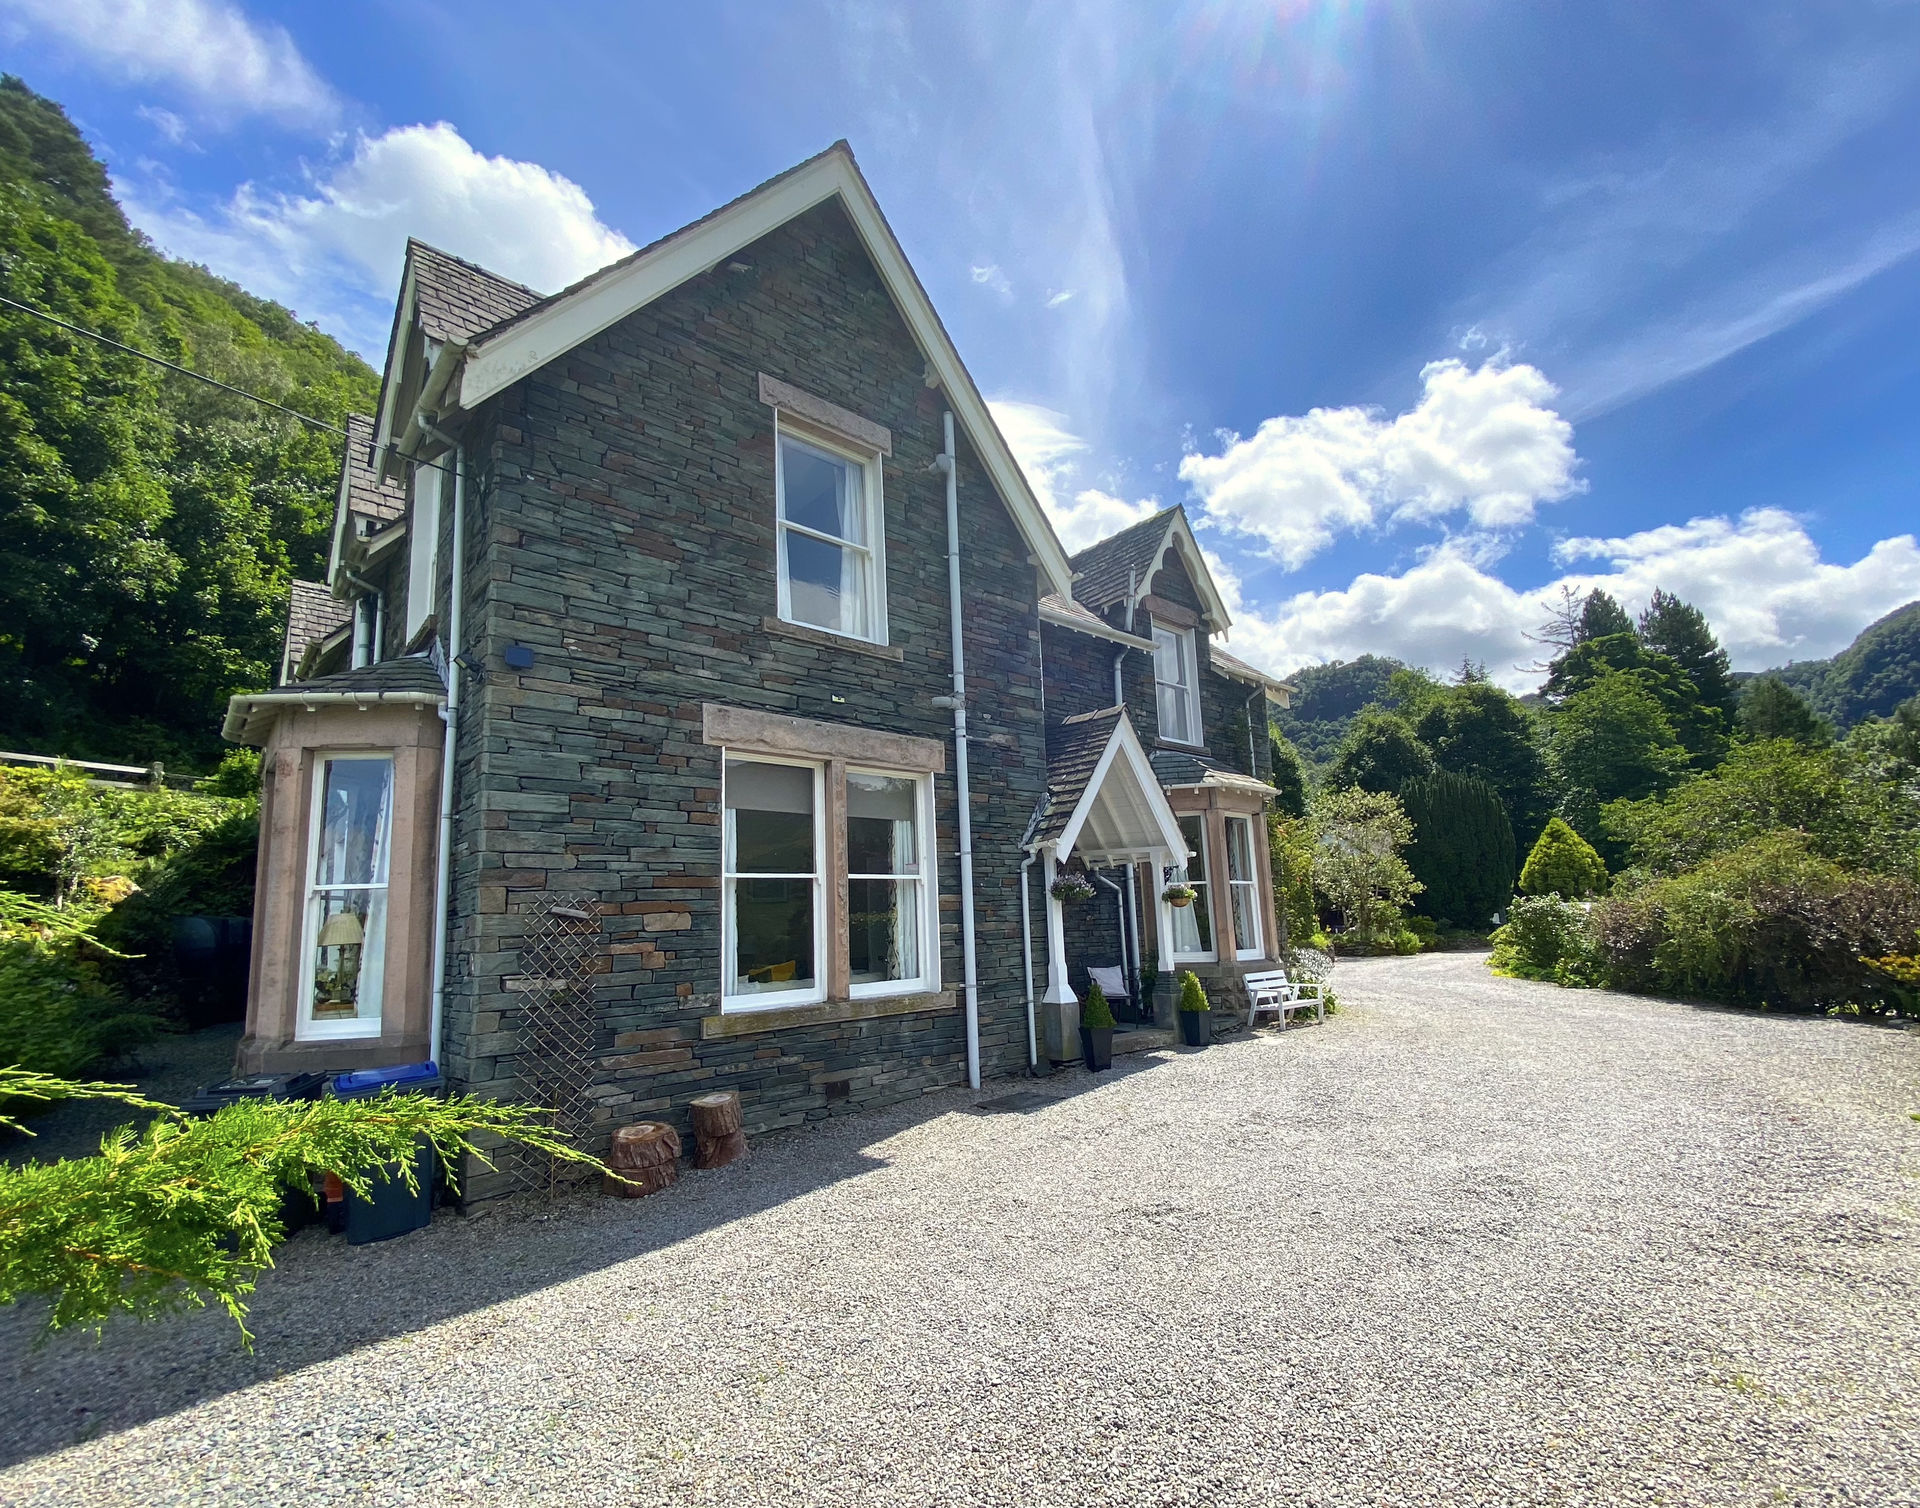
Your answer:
(1268, 813), (1316, 953)
(0, 893), (159, 1080)
(1081, 979), (1114, 1029)
(1401, 770), (1516, 928)
(1177, 971), (1209, 1013)
(1519, 818), (1608, 899)
(1489, 894), (1599, 985)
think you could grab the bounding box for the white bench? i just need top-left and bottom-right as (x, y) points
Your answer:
(1244, 969), (1324, 1029)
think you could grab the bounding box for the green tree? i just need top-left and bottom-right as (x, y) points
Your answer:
(1413, 681), (1553, 842)
(1577, 589), (1635, 643)
(1310, 786), (1422, 945)
(1546, 632), (1727, 769)
(1268, 811), (1316, 950)
(1549, 670), (1691, 804)
(1325, 708), (1433, 795)
(1267, 733), (1309, 818)
(1639, 589), (1737, 718)
(1270, 654), (1407, 765)
(1399, 771), (1516, 928)
(1518, 817), (1608, 898)
(1739, 676), (1832, 746)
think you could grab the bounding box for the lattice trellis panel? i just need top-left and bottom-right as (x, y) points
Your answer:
(507, 896), (604, 1197)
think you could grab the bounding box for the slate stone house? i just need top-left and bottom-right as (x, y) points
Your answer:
(232, 144), (1291, 1192)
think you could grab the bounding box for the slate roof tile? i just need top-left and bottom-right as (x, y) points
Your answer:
(407, 240), (543, 345)
(1067, 509), (1177, 614)
(1030, 705), (1126, 847)
(341, 413), (407, 527)
(282, 579), (351, 681)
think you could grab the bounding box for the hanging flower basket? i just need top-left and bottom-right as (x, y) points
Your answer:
(1162, 883), (1197, 909)
(1049, 875), (1096, 905)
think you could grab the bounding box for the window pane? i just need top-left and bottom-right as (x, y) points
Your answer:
(729, 878), (816, 994)
(847, 772), (918, 876)
(726, 761), (815, 875)
(780, 437), (863, 544)
(1173, 815), (1213, 954)
(849, 877), (920, 985)
(1231, 883), (1260, 955)
(313, 758), (392, 887)
(310, 889), (386, 1024)
(1157, 682), (1192, 744)
(785, 531), (870, 638)
(1226, 818), (1254, 881)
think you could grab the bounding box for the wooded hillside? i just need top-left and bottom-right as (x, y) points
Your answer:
(0, 77), (375, 769)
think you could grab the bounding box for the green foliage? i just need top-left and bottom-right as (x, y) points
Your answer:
(1601, 739), (1920, 878)
(1400, 770), (1515, 928)
(1268, 812), (1316, 953)
(1771, 600), (1920, 729)
(1546, 633), (1727, 769)
(1177, 970), (1208, 1013)
(1267, 733), (1309, 818)
(1639, 589), (1737, 719)
(1413, 681), (1553, 849)
(199, 747), (261, 799)
(1140, 948), (1159, 1007)
(1845, 695), (1920, 787)
(1738, 676), (1831, 746)
(1549, 670), (1692, 804)
(1325, 707), (1433, 795)
(0, 893), (157, 1078)
(1270, 654), (1407, 765)
(1310, 786), (1422, 948)
(0, 77), (376, 767)
(0, 763), (236, 902)
(1518, 817), (1609, 899)
(1489, 895), (1600, 985)
(1577, 589), (1635, 642)
(0, 1068), (609, 1343)
(1080, 979), (1114, 1029)
(1588, 835), (1920, 1011)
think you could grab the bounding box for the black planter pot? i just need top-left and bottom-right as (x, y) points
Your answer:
(1079, 1025), (1114, 1071)
(1178, 1008), (1211, 1047)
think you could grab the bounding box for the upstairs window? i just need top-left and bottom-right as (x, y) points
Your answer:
(1153, 623), (1200, 746)
(776, 429), (886, 644)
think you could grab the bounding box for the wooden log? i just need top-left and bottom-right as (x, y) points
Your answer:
(689, 1091), (742, 1138)
(693, 1129), (748, 1170)
(603, 1120), (681, 1198)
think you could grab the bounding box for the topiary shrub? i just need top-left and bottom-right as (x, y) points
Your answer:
(1519, 818), (1609, 899)
(1081, 979), (1115, 1029)
(1177, 971), (1209, 1012)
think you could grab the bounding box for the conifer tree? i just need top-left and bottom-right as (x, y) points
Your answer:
(1518, 817), (1609, 898)
(1400, 770), (1516, 929)
(1739, 676), (1832, 746)
(1577, 589), (1635, 643)
(1639, 589), (1737, 718)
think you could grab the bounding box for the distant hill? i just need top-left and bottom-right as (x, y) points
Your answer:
(1271, 654), (1407, 765)
(1758, 600), (1920, 728)
(0, 76), (377, 765)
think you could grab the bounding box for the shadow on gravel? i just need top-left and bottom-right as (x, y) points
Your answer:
(0, 1051), (1168, 1470)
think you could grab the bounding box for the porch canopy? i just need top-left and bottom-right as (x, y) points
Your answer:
(1027, 706), (1187, 1009)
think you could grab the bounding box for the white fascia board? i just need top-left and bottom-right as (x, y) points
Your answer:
(455, 148), (1076, 599)
(324, 449), (357, 591)
(1055, 716), (1187, 861)
(1039, 601), (1154, 650)
(373, 260), (422, 467)
(1149, 512), (1232, 632)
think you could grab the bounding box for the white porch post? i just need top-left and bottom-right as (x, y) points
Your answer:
(1041, 847), (1077, 1006)
(1153, 850), (1176, 998)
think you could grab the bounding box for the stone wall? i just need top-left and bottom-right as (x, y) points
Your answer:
(428, 200), (1051, 1196)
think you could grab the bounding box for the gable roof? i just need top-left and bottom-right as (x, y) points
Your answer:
(1037, 592), (1153, 650)
(1209, 643), (1294, 705)
(434, 142), (1074, 599)
(1029, 706), (1187, 864)
(408, 239), (543, 345)
(1067, 505), (1232, 632)
(326, 413), (411, 588)
(281, 579), (352, 684)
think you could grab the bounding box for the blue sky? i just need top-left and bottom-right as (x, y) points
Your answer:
(7, 0), (1919, 687)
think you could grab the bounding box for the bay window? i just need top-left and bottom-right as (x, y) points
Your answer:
(300, 754), (393, 1039)
(776, 426), (886, 644)
(1169, 813), (1215, 961)
(1226, 814), (1263, 960)
(1153, 624), (1200, 746)
(723, 758), (824, 1005)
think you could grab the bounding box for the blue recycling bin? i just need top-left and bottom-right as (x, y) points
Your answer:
(328, 1061), (443, 1245)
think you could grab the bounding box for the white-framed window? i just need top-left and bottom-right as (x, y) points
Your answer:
(1153, 623), (1201, 746)
(775, 421), (887, 644)
(1226, 814), (1264, 960)
(722, 757), (826, 1009)
(846, 769), (935, 997)
(1169, 813), (1216, 961)
(298, 754), (393, 1040)
(404, 462), (441, 643)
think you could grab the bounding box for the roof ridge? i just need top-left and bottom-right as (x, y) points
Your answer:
(405, 237), (545, 299)
(1067, 505), (1179, 566)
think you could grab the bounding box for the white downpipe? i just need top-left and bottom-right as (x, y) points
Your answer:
(424, 431), (465, 1072)
(938, 411), (982, 1090)
(1018, 853), (1038, 1071)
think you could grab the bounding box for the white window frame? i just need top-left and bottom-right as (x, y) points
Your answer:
(721, 754), (827, 1012)
(1153, 623), (1202, 747)
(1225, 813), (1264, 961)
(845, 767), (939, 1000)
(404, 462), (441, 644)
(296, 751), (394, 1042)
(1169, 813), (1217, 964)
(774, 412), (889, 647)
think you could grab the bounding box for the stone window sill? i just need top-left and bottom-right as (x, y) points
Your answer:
(701, 988), (955, 1039)
(762, 616), (905, 662)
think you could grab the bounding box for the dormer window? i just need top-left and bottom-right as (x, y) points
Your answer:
(1153, 623), (1201, 745)
(776, 429), (887, 644)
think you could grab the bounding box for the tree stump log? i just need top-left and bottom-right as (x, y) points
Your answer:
(603, 1120), (681, 1198)
(690, 1091), (748, 1170)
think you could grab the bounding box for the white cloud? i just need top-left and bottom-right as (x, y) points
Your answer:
(969, 262), (1012, 298)
(129, 122), (635, 356)
(1218, 510), (1920, 693)
(988, 398), (1159, 553)
(1, 0), (336, 126)
(1178, 359), (1582, 568)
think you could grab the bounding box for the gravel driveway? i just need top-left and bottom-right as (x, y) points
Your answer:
(3, 954), (1916, 1507)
